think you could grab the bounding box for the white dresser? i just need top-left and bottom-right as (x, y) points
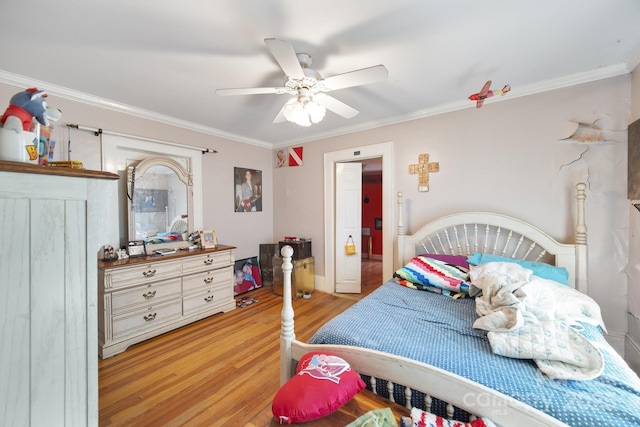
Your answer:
(0, 161), (118, 427)
(98, 245), (236, 358)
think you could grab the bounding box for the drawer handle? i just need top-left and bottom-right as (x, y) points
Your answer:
(204, 295), (214, 302)
(143, 290), (156, 299)
(143, 313), (157, 321)
(203, 259), (214, 265)
(143, 269), (156, 278)
(203, 277), (214, 284)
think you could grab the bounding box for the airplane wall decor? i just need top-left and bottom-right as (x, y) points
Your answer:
(469, 80), (511, 108)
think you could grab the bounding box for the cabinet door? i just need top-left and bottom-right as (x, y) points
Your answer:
(1, 195), (87, 426)
(0, 171), (111, 427)
(0, 198), (31, 425)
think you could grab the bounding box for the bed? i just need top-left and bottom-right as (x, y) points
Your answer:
(278, 183), (640, 426)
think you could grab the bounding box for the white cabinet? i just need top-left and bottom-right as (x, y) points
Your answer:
(98, 246), (236, 358)
(0, 161), (118, 427)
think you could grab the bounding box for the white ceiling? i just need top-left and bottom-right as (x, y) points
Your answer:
(1, 1), (639, 148)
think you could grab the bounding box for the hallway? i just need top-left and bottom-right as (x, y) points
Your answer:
(360, 257), (384, 297)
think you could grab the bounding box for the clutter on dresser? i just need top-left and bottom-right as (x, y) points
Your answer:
(154, 248), (177, 255)
(199, 229), (217, 249)
(127, 240), (147, 257)
(102, 245), (118, 261)
(116, 248), (129, 260)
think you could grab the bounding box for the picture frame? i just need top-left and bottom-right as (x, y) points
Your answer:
(234, 167), (262, 212)
(375, 217), (382, 230)
(275, 149), (288, 168)
(127, 240), (147, 257)
(233, 256), (262, 296)
(199, 229), (217, 249)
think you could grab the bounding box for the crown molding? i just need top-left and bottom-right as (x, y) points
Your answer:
(271, 63), (631, 148)
(0, 63), (631, 149)
(627, 44), (640, 73)
(0, 70), (272, 148)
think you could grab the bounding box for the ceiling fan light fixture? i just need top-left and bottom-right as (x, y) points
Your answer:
(283, 94), (326, 127)
(307, 97), (326, 123)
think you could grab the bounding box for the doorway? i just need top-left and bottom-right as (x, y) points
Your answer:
(323, 142), (394, 294)
(361, 157), (383, 296)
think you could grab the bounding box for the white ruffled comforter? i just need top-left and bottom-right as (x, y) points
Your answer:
(470, 262), (606, 380)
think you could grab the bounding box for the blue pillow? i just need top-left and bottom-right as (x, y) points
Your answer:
(467, 253), (569, 285)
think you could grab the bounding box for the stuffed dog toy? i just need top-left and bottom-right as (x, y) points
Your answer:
(0, 87), (62, 133)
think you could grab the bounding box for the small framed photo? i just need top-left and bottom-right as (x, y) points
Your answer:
(127, 240), (147, 257)
(199, 230), (217, 249)
(375, 218), (382, 230)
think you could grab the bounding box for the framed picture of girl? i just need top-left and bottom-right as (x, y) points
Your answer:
(234, 167), (262, 212)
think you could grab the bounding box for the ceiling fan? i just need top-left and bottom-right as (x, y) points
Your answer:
(216, 38), (388, 126)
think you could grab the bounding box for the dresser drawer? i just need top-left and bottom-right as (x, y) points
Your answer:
(182, 266), (232, 294)
(183, 282), (233, 316)
(112, 299), (182, 341)
(111, 278), (182, 315)
(105, 259), (182, 289)
(182, 250), (234, 274)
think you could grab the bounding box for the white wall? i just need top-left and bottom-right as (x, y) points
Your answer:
(0, 83), (274, 262)
(274, 76), (631, 351)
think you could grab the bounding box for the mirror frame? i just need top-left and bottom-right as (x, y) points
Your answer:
(127, 156), (194, 249)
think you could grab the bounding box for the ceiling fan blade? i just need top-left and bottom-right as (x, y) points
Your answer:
(315, 93), (359, 119)
(321, 65), (388, 91)
(216, 87), (285, 96)
(264, 38), (305, 79)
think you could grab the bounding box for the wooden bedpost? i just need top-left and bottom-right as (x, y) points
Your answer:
(279, 245), (295, 386)
(397, 191), (405, 270)
(575, 182), (588, 295)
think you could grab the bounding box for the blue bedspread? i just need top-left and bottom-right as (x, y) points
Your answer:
(309, 281), (640, 426)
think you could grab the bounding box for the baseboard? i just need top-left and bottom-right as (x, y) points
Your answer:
(314, 274), (327, 293)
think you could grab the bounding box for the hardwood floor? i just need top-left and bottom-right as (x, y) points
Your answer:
(99, 258), (386, 426)
(360, 257), (383, 297)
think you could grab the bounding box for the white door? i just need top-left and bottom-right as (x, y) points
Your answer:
(335, 162), (362, 293)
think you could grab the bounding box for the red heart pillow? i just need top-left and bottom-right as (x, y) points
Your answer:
(272, 351), (366, 424)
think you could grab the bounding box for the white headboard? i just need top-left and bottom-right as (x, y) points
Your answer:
(397, 183), (588, 293)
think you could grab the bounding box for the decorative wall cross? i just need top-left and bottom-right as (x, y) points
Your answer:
(409, 153), (439, 192)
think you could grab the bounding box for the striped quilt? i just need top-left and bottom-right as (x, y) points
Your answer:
(393, 255), (470, 295)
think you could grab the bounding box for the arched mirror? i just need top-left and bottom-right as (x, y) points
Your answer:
(127, 156), (194, 249)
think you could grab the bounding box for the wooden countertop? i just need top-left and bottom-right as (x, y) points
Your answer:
(98, 244), (237, 269)
(0, 160), (119, 180)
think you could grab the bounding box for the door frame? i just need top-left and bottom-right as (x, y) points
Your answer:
(324, 141), (394, 293)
